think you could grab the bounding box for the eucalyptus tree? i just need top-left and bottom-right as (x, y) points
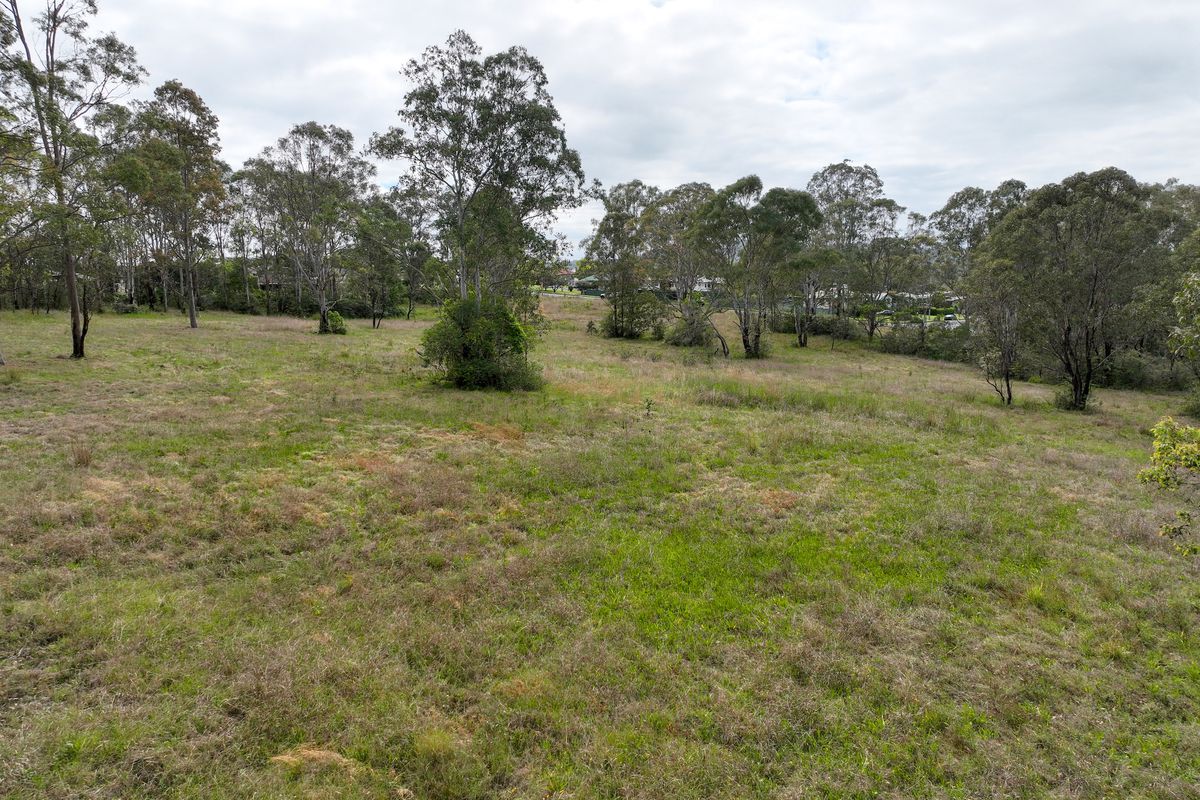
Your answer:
(0, 0), (144, 356)
(247, 122), (374, 333)
(985, 167), (1167, 410)
(697, 176), (821, 358)
(225, 171), (258, 311)
(962, 255), (1023, 404)
(134, 80), (224, 328)
(930, 179), (1027, 289)
(370, 30), (585, 307)
(641, 181), (724, 351)
(348, 194), (414, 328)
(805, 161), (897, 320)
(583, 180), (661, 338)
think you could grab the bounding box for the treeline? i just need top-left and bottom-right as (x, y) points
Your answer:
(584, 164), (1200, 409)
(3, 1), (1199, 407)
(0, 5), (580, 361)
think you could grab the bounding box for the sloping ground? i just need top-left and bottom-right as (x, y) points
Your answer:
(0, 299), (1197, 799)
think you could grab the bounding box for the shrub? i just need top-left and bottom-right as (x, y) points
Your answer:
(1052, 385), (1092, 411)
(324, 310), (348, 335)
(420, 298), (543, 390)
(768, 312), (796, 334)
(1099, 350), (1194, 392)
(879, 321), (973, 363)
(1139, 417), (1200, 555)
(665, 316), (714, 348)
(924, 322), (973, 363)
(1181, 391), (1200, 419)
(878, 324), (923, 356)
(601, 291), (663, 339)
(806, 314), (861, 341)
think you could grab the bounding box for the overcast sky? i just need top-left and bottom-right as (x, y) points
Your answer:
(94, 0), (1200, 254)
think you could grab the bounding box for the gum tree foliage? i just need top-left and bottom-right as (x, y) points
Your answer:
(805, 161), (900, 324)
(0, 101), (40, 365)
(347, 194), (414, 328)
(962, 255), (1023, 404)
(1171, 236), (1200, 358)
(372, 30), (584, 390)
(133, 79), (224, 328)
(459, 184), (560, 318)
(245, 122), (374, 334)
(696, 175), (821, 359)
(371, 30), (584, 307)
(929, 179), (1027, 287)
(640, 182), (725, 352)
(0, 0), (144, 357)
(985, 167), (1168, 410)
(582, 180), (662, 339)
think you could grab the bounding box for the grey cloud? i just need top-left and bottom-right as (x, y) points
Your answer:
(92, 0), (1200, 251)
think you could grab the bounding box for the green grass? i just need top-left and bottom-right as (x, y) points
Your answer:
(0, 300), (1197, 799)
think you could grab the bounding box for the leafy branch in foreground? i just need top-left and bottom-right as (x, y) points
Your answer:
(1139, 417), (1200, 555)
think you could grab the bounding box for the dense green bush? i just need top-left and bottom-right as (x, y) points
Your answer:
(1098, 349), (1194, 392)
(768, 312), (796, 334)
(665, 316), (714, 348)
(878, 324), (923, 355)
(879, 321), (973, 363)
(601, 291), (663, 339)
(925, 322), (973, 363)
(420, 298), (543, 390)
(324, 310), (348, 335)
(806, 314), (861, 340)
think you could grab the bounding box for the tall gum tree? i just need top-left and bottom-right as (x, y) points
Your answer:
(0, 0), (143, 357)
(806, 161), (897, 324)
(246, 122), (373, 333)
(370, 30), (584, 309)
(697, 176), (821, 358)
(134, 79), (224, 329)
(985, 167), (1168, 410)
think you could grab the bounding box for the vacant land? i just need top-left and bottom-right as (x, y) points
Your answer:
(1, 298), (1197, 799)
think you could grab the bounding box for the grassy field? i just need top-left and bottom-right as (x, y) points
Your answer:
(1, 298), (1197, 799)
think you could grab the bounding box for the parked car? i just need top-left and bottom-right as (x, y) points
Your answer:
(943, 313), (957, 321)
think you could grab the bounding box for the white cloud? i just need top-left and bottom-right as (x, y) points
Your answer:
(91, 0), (1200, 252)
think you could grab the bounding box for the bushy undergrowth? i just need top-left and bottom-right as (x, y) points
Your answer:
(878, 321), (973, 362)
(325, 310), (348, 335)
(1097, 349), (1194, 392)
(601, 291), (664, 340)
(806, 313), (862, 341)
(665, 316), (715, 348)
(420, 298), (543, 390)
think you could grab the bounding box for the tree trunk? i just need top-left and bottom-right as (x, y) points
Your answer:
(318, 282), (330, 332)
(185, 266), (199, 329)
(64, 250), (86, 358)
